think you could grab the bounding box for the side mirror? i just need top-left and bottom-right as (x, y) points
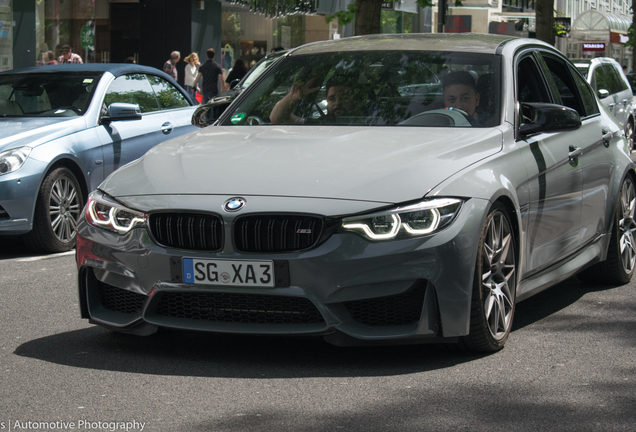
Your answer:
(229, 79), (241, 90)
(598, 89), (610, 99)
(191, 97), (232, 127)
(518, 102), (581, 138)
(102, 103), (142, 124)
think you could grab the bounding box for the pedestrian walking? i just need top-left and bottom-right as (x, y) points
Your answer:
(193, 48), (225, 104)
(225, 59), (248, 89)
(163, 51), (180, 81)
(184, 52), (201, 102)
(58, 45), (83, 64)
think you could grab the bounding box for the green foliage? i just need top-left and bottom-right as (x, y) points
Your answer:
(326, 2), (356, 26)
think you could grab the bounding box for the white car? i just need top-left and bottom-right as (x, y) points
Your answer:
(574, 57), (634, 146)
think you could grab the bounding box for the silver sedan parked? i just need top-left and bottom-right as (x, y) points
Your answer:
(0, 64), (197, 252)
(76, 34), (635, 352)
(573, 57), (634, 146)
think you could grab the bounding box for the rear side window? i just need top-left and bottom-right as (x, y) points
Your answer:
(146, 75), (190, 110)
(608, 64), (629, 91)
(104, 74), (160, 113)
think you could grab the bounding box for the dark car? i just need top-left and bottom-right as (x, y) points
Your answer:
(77, 34), (635, 352)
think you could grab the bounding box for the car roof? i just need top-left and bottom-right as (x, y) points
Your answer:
(0, 63), (173, 79)
(571, 57), (619, 65)
(289, 33), (519, 56)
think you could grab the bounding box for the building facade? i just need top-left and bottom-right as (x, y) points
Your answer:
(2, 0), (633, 79)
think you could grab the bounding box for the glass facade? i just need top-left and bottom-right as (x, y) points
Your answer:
(8, 0), (421, 71)
(0, 0), (12, 71)
(35, 0), (105, 65)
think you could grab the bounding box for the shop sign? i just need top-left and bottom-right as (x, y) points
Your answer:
(489, 22), (516, 36)
(582, 42), (606, 52)
(382, 1), (394, 10)
(610, 32), (629, 44)
(445, 16), (472, 33)
(80, 24), (94, 51)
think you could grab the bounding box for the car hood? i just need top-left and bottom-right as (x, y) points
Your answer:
(0, 117), (87, 151)
(100, 126), (503, 204)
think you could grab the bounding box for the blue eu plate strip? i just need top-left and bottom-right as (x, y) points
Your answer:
(182, 258), (194, 283)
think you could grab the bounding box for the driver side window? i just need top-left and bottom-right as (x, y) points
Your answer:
(103, 74), (160, 114)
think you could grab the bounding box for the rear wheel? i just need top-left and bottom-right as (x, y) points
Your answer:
(23, 167), (84, 253)
(580, 175), (636, 285)
(460, 203), (517, 352)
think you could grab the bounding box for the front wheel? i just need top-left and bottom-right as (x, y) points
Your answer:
(460, 203), (517, 352)
(23, 167), (84, 253)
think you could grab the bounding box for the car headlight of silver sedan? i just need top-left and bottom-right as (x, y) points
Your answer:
(85, 191), (146, 234)
(341, 198), (463, 240)
(0, 146), (31, 176)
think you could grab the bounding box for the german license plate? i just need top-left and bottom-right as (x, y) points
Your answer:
(182, 258), (275, 287)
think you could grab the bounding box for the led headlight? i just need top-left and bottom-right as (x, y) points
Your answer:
(0, 146), (31, 176)
(341, 198), (462, 241)
(85, 191), (146, 234)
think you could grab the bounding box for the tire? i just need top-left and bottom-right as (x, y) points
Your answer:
(23, 167), (84, 253)
(460, 202), (517, 352)
(579, 175), (636, 285)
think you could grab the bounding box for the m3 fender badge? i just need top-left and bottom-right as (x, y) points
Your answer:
(223, 197), (246, 212)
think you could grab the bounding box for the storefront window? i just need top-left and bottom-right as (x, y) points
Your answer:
(0, 0), (12, 71)
(221, 5), (306, 73)
(36, 0), (107, 65)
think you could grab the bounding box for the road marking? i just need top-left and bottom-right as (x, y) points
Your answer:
(16, 251), (75, 262)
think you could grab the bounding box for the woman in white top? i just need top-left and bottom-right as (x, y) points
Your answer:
(183, 53), (201, 103)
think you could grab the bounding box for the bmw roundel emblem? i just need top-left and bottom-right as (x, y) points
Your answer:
(223, 197), (246, 212)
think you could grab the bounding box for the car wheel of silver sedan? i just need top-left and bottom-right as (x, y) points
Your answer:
(23, 167), (84, 253)
(580, 175), (636, 285)
(461, 202), (517, 352)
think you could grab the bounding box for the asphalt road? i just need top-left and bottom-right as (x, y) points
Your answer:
(0, 237), (634, 432)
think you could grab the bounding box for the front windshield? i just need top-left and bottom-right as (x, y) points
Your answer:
(241, 53), (285, 88)
(0, 72), (102, 117)
(223, 51), (501, 127)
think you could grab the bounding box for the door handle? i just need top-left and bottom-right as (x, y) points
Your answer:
(161, 122), (174, 134)
(568, 145), (583, 162)
(602, 129), (612, 147)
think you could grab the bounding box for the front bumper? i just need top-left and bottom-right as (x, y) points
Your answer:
(0, 158), (48, 235)
(76, 198), (489, 345)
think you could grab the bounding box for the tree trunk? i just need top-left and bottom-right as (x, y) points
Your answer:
(535, 0), (555, 46)
(354, 0), (383, 35)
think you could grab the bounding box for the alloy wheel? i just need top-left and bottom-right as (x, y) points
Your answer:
(481, 211), (516, 340)
(49, 175), (81, 242)
(619, 177), (636, 274)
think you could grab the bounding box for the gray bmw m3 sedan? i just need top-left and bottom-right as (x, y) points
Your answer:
(76, 34), (636, 352)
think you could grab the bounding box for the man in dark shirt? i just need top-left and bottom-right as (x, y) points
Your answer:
(193, 48), (225, 104)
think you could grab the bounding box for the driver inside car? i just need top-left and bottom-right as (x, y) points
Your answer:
(442, 70), (483, 125)
(270, 75), (362, 125)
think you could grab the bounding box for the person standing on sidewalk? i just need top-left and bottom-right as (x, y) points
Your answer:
(183, 52), (201, 102)
(58, 45), (83, 64)
(193, 48), (225, 104)
(163, 51), (180, 81)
